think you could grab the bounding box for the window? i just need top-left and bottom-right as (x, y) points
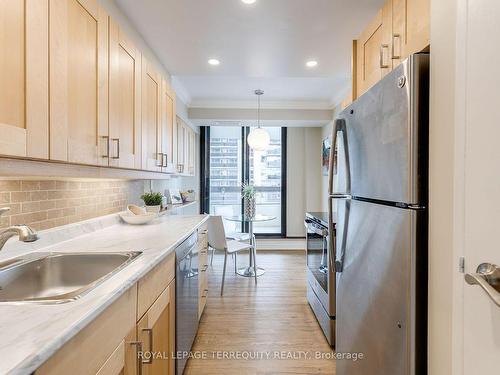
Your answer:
(201, 126), (286, 237)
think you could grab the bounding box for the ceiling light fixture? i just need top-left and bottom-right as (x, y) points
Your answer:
(208, 58), (220, 66)
(247, 90), (270, 151)
(241, 0), (257, 4)
(306, 60), (318, 68)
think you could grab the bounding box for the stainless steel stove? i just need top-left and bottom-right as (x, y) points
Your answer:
(305, 212), (335, 347)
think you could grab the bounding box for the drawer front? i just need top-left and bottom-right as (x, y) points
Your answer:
(137, 251), (175, 320)
(36, 285), (137, 375)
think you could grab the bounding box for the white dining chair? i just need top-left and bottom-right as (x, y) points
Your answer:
(207, 216), (257, 296)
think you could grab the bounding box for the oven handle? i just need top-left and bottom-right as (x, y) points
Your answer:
(304, 220), (328, 236)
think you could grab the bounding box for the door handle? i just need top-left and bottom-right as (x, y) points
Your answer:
(392, 34), (401, 60)
(141, 328), (154, 364)
(328, 118), (351, 196)
(379, 44), (389, 68)
(128, 341), (143, 375)
(100, 135), (110, 158)
(465, 263), (500, 307)
(162, 153), (168, 167)
(111, 138), (120, 159)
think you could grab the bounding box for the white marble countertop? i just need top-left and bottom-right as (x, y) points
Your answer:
(0, 212), (209, 375)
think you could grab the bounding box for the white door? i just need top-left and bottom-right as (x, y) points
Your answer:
(456, 0), (500, 373)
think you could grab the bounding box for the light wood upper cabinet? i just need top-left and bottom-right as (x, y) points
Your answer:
(353, 0), (429, 99)
(160, 80), (177, 173)
(187, 128), (196, 176)
(355, 0), (392, 97)
(109, 18), (142, 169)
(141, 57), (162, 172)
(175, 117), (196, 176)
(137, 281), (175, 375)
(49, 0), (108, 165)
(0, 0), (49, 159)
(176, 117), (185, 173)
(392, 0), (430, 64)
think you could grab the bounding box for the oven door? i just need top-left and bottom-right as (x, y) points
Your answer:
(305, 219), (335, 316)
(305, 220), (328, 292)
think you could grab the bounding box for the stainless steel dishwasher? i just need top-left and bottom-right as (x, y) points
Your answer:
(175, 232), (199, 375)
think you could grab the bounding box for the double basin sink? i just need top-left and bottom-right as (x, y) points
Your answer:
(0, 251), (142, 303)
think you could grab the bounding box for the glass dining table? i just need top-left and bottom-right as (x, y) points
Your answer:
(223, 214), (276, 277)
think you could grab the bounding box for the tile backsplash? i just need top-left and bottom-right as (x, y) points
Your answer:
(0, 179), (144, 231)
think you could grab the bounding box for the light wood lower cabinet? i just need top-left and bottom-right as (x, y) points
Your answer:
(49, 0), (108, 165)
(96, 329), (138, 375)
(0, 0), (49, 159)
(36, 250), (177, 375)
(198, 224), (209, 319)
(36, 285), (137, 375)
(137, 281), (176, 375)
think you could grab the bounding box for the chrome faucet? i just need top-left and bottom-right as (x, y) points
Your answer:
(0, 208), (38, 251)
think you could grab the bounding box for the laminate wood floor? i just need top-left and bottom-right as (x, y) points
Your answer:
(184, 250), (336, 375)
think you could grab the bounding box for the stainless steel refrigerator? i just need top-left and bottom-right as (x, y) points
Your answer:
(328, 54), (429, 375)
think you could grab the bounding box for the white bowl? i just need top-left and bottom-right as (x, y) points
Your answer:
(127, 204), (146, 215)
(119, 212), (157, 225)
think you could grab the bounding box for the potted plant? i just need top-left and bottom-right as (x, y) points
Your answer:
(140, 191), (163, 214)
(242, 182), (256, 219)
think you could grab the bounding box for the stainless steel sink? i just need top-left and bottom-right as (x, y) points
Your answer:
(0, 251), (142, 303)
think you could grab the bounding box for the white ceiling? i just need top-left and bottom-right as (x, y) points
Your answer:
(116, 0), (383, 108)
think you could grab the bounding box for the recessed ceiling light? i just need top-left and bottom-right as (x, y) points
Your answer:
(241, 0), (257, 4)
(306, 60), (318, 68)
(208, 58), (220, 66)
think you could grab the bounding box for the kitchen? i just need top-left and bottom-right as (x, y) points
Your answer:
(0, 1), (499, 375)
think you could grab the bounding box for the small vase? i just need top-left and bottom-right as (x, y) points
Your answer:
(145, 205), (161, 214)
(244, 197), (256, 219)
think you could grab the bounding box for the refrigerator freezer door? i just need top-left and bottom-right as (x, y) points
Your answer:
(335, 199), (427, 375)
(334, 54), (429, 205)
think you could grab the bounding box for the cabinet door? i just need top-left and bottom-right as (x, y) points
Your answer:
(109, 18), (141, 169)
(49, 0), (108, 165)
(141, 57), (162, 172)
(392, 0), (430, 64)
(96, 329), (138, 375)
(356, 0), (392, 97)
(160, 80), (176, 173)
(137, 281), (175, 375)
(188, 128), (196, 176)
(176, 118), (185, 173)
(0, 0), (48, 158)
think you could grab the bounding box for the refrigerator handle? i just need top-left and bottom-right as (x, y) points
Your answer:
(328, 118), (351, 195)
(328, 195), (351, 273)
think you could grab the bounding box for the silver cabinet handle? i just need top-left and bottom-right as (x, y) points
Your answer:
(111, 138), (120, 159)
(379, 44), (389, 68)
(100, 135), (110, 158)
(392, 34), (401, 59)
(128, 341), (143, 375)
(162, 153), (168, 167)
(141, 328), (154, 364)
(465, 263), (500, 307)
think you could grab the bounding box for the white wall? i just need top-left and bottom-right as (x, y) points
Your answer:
(286, 127), (322, 237)
(428, 0), (458, 374)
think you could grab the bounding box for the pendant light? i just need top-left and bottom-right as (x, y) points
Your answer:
(247, 89), (270, 151)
